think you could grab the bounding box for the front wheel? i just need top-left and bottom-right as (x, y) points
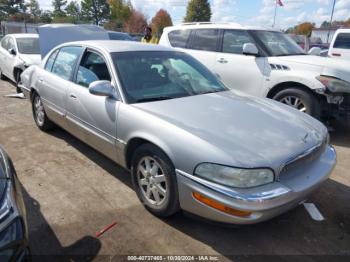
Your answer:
(131, 144), (180, 217)
(273, 88), (321, 119)
(32, 93), (55, 131)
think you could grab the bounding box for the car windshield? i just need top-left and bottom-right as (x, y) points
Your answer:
(16, 37), (40, 54)
(112, 51), (228, 103)
(254, 31), (306, 56)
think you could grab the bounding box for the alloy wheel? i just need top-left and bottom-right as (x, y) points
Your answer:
(279, 96), (307, 112)
(33, 96), (45, 126)
(137, 156), (168, 207)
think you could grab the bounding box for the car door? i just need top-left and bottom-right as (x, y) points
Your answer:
(214, 30), (268, 97)
(38, 46), (84, 129)
(330, 33), (350, 60)
(185, 29), (220, 71)
(66, 49), (119, 161)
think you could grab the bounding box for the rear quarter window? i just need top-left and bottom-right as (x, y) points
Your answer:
(334, 33), (350, 49)
(188, 29), (220, 52)
(168, 29), (191, 48)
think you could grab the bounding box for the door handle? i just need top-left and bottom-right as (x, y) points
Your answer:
(217, 58), (228, 64)
(69, 93), (77, 99)
(38, 78), (43, 83)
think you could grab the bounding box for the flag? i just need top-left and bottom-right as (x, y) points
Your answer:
(277, 0), (283, 6)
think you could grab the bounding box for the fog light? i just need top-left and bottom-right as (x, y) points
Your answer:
(192, 192), (252, 218)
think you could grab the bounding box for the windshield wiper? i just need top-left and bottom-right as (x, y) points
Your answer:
(199, 90), (222, 95)
(275, 53), (306, 57)
(135, 96), (174, 103)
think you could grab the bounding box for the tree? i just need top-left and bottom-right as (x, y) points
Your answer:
(65, 1), (80, 23)
(151, 9), (172, 37)
(52, 0), (67, 17)
(109, 0), (132, 29)
(40, 10), (53, 23)
(184, 0), (211, 22)
(0, 0), (25, 20)
(294, 22), (315, 37)
(81, 0), (109, 25)
(26, 0), (41, 18)
(346, 18), (350, 26)
(321, 21), (331, 28)
(123, 10), (147, 33)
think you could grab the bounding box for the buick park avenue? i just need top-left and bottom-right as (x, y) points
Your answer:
(20, 41), (336, 224)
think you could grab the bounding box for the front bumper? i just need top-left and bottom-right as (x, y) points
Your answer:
(176, 145), (336, 224)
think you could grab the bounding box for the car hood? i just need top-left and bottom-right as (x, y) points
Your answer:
(20, 54), (42, 66)
(277, 55), (350, 83)
(133, 91), (327, 168)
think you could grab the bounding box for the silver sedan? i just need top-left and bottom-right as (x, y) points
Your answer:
(20, 41), (336, 224)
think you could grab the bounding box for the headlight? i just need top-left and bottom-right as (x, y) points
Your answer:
(194, 163), (274, 188)
(316, 75), (350, 93)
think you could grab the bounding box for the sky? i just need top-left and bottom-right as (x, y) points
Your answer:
(37, 0), (350, 29)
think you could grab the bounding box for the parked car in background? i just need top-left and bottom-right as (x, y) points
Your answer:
(289, 34), (309, 51)
(328, 29), (350, 60)
(108, 31), (135, 41)
(0, 146), (29, 261)
(20, 41), (336, 224)
(160, 23), (350, 119)
(0, 33), (41, 93)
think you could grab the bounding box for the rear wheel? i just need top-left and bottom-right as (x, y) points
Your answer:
(273, 88), (321, 119)
(32, 93), (55, 131)
(131, 144), (180, 217)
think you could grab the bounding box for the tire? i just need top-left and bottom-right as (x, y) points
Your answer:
(15, 70), (22, 93)
(273, 87), (321, 119)
(131, 143), (180, 217)
(31, 93), (55, 131)
(0, 68), (5, 80)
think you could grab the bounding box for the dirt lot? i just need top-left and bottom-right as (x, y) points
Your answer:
(0, 79), (349, 261)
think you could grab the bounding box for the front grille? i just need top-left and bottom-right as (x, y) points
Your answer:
(279, 141), (327, 178)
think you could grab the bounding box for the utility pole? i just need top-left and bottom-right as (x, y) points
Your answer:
(327, 0), (336, 43)
(272, 0), (277, 28)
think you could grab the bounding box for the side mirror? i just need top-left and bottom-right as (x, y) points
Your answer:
(308, 47), (321, 56)
(8, 48), (16, 56)
(243, 43), (259, 56)
(89, 80), (117, 99)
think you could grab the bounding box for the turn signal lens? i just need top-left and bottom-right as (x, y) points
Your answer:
(192, 192), (252, 218)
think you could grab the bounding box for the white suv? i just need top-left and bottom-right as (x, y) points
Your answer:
(159, 23), (350, 119)
(328, 28), (350, 60)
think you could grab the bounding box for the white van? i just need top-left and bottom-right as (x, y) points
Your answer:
(328, 29), (350, 60)
(159, 23), (350, 119)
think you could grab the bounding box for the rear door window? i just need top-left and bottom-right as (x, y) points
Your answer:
(51, 46), (84, 81)
(334, 33), (350, 49)
(222, 30), (256, 54)
(188, 29), (220, 52)
(168, 29), (191, 48)
(45, 49), (59, 72)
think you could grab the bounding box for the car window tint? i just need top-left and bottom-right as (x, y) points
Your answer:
(76, 51), (111, 88)
(45, 49), (59, 72)
(222, 30), (255, 54)
(334, 33), (350, 49)
(168, 29), (191, 48)
(51, 46), (83, 81)
(189, 29), (219, 52)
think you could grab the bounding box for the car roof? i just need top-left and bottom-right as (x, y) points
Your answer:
(6, 33), (39, 38)
(61, 40), (174, 53)
(335, 28), (350, 33)
(163, 22), (280, 32)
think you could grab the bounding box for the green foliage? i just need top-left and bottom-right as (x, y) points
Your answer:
(65, 1), (80, 23)
(26, 0), (41, 17)
(81, 0), (109, 25)
(40, 10), (53, 23)
(184, 0), (211, 22)
(109, 0), (133, 29)
(52, 0), (67, 17)
(0, 0), (25, 20)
